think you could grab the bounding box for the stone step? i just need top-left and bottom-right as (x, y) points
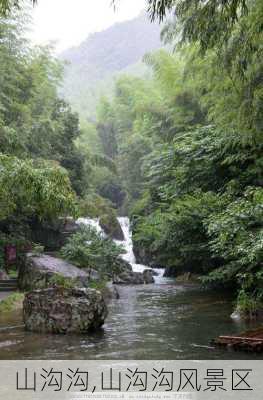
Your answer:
(0, 283), (18, 287)
(0, 279), (18, 292)
(0, 287), (17, 292)
(0, 280), (18, 284)
(0, 284), (18, 288)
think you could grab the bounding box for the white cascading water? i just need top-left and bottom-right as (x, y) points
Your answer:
(77, 218), (103, 235)
(78, 216), (165, 282)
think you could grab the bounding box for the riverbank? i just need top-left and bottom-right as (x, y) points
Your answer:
(214, 327), (263, 353)
(0, 282), (262, 360)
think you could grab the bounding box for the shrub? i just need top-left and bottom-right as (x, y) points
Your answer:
(202, 187), (263, 309)
(48, 274), (75, 289)
(78, 193), (114, 218)
(133, 191), (224, 272)
(0, 293), (24, 312)
(61, 224), (124, 277)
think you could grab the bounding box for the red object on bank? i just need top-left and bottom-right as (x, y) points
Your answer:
(5, 245), (17, 264)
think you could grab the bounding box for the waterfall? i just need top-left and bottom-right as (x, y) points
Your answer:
(116, 217), (164, 278)
(115, 217), (136, 265)
(77, 216), (165, 281)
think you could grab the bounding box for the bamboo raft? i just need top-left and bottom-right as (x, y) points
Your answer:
(213, 327), (263, 353)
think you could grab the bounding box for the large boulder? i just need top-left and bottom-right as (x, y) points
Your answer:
(143, 269), (155, 284)
(23, 287), (108, 334)
(113, 269), (155, 285)
(18, 254), (99, 291)
(133, 244), (152, 265)
(102, 282), (120, 302)
(99, 213), (124, 241)
(113, 271), (144, 285)
(115, 257), (133, 274)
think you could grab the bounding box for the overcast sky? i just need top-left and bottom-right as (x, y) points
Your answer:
(29, 0), (146, 53)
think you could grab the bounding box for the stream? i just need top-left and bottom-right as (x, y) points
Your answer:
(0, 218), (261, 360)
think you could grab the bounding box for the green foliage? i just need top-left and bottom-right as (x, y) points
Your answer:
(0, 0), (262, 315)
(0, 1), (36, 16)
(0, 8), (88, 256)
(30, 243), (44, 256)
(100, 1), (262, 315)
(134, 191), (224, 271)
(132, 123), (262, 300)
(99, 210), (122, 237)
(148, 0), (249, 53)
(0, 155), (77, 221)
(0, 12), (86, 195)
(0, 293), (24, 313)
(61, 224), (124, 277)
(203, 187), (263, 298)
(236, 286), (263, 317)
(89, 279), (107, 291)
(49, 274), (75, 290)
(78, 193), (114, 218)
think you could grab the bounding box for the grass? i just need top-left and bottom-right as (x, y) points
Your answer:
(0, 293), (24, 312)
(89, 279), (107, 291)
(6, 269), (18, 278)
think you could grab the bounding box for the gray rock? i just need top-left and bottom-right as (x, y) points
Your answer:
(99, 214), (124, 241)
(113, 271), (144, 285)
(23, 287), (108, 334)
(230, 311), (242, 320)
(102, 282), (120, 302)
(143, 269), (155, 284)
(133, 241), (153, 265)
(113, 269), (155, 285)
(115, 257), (133, 274)
(62, 217), (79, 234)
(230, 308), (263, 321)
(18, 254), (99, 291)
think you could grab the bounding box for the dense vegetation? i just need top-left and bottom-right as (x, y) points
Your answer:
(61, 224), (124, 278)
(0, 0), (262, 316)
(82, 0), (262, 313)
(0, 9), (86, 268)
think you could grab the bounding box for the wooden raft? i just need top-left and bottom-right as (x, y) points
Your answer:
(213, 327), (263, 353)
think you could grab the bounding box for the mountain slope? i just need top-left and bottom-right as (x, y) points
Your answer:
(60, 13), (162, 120)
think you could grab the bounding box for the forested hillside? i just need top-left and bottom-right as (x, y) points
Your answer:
(0, 8), (87, 265)
(0, 0), (262, 320)
(83, 0), (263, 316)
(60, 12), (162, 119)
(0, 5), (128, 275)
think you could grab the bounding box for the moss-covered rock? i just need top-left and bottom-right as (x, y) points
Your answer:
(18, 254), (98, 291)
(99, 213), (124, 241)
(113, 269), (155, 285)
(23, 287), (108, 334)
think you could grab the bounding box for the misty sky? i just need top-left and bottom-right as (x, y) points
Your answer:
(29, 0), (146, 52)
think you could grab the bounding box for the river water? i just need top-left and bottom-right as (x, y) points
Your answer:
(0, 218), (261, 360)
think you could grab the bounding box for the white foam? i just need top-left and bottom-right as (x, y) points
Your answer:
(77, 216), (165, 282)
